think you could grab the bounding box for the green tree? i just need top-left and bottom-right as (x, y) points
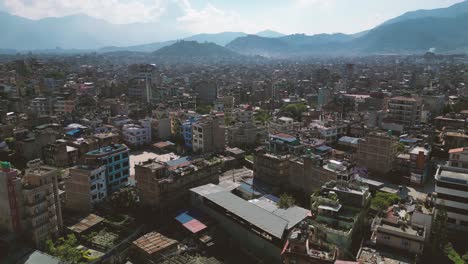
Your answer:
(196, 105), (212, 115)
(254, 110), (271, 126)
(281, 103), (307, 121)
(370, 192), (400, 212)
(431, 205), (448, 253)
(445, 243), (466, 264)
(278, 193), (295, 209)
(46, 234), (83, 263)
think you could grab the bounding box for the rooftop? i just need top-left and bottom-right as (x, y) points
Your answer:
(132, 232), (177, 255)
(436, 166), (468, 185)
(357, 247), (412, 264)
(86, 144), (129, 156)
(68, 214), (104, 234)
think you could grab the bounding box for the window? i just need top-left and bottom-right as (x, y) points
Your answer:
(123, 161), (129, 167)
(452, 162), (459, 167)
(453, 154), (460, 160)
(90, 185), (96, 191)
(401, 239), (410, 248)
(114, 155), (121, 161)
(92, 194), (97, 200)
(448, 217), (456, 224)
(382, 235), (391, 240)
(114, 164), (121, 170)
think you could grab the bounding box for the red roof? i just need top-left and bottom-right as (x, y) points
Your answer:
(449, 147), (464, 154)
(274, 133), (296, 139)
(183, 219), (207, 233)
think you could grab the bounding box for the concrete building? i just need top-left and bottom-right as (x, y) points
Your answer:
(0, 162), (23, 234)
(42, 139), (71, 168)
(136, 156), (221, 212)
(387, 96), (422, 129)
(190, 184), (310, 264)
(357, 131), (397, 176)
(434, 165), (468, 232)
(193, 80), (217, 105)
(270, 117), (302, 134)
(254, 153), (291, 186)
(66, 165), (107, 213)
(54, 98), (76, 115)
(182, 115), (200, 150)
(22, 163), (63, 248)
(227, 122), (265, 148)
(122, 119), (152, 146)
(30, 97), (51, 116)
(192, 117), (225, 153)
(309, 120), (348, 145)
(395, 145), (431, 185)
(85, 144), (130, 194)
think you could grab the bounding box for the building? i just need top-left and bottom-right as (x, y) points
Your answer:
(227, 122), (265, 148)
(42, 139), (72, 168)
(281, 225), (337, 264)
(270, 117), (302, 134)
(310, 181), (370, 255)
(192, 117), (225, 153)
(66, 165), (107, 213)
(371, 214), (426, 255)
(85, 144), (130, 194)
(387, 96), (422, 129)
(182, 115), (200, 150)
(190, 184), (310, 264)
(309, 120), (348, 145)
(22, 162), (63, 248)
(122, 119), (152, 146)
(54, 98), (75, 115)
(357, 131), (397, 176)
(267, 133), (304, 155)
(193, 79), (217, 105)
(30, 97), (51, 116)
(136, 156), (221, 212)
(0, 162), (23, 234)
(254, 153), (291, 186)
(434, 165), (468, 232)
(395, 146), (430, 185)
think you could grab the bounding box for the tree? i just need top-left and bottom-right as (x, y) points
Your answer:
(254, 110), (271, 126)
(46, 234), (83, 264)
(278, 193), (295, 209)
(431, 204), (448, 253)
(280, 103), (307, 121)
(370, 192), (400, 212)
(196, 105), (212, 115)
(110, 187), (138, 213)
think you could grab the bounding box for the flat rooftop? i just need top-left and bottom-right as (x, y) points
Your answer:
(68, 214), (104, 234)
(436, 166), (468, 185)
(86, 144), (128, 156)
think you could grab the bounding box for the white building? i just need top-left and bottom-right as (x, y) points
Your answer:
(310, 120), (348, 144)
(122, 119), (152, 146)
(435, 163), (468, 232)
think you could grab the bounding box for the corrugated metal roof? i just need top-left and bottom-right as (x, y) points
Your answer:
(204, 191), (288, 239)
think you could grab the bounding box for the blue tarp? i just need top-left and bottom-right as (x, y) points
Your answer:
(175, 212), (193, 224)
(264, 194), (280, 203)
(166, 156), (191, 167)
(65, 129), (81, 136)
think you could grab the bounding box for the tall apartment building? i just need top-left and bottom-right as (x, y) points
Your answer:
(193, 79), (217, 105)
(192, 117), (225, 153)
(0, 162), (23, 234)
(66, 165), (107, 213)
(0, 162), (63, 248)
(22, 163), (63, 248)
(54, 97), (76, 115)
(85, 144), (130, 194)
(434, 147), (468, 232)
(122, 119), (152, 146)
(387, 96), (422, 128)
(357, 131), (397, 176)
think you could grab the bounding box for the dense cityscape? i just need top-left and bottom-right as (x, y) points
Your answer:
(1, 1), (468, 264)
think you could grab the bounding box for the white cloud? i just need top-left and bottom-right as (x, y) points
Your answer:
(3, 0), (166, 24)
(175, 0), (263, 34)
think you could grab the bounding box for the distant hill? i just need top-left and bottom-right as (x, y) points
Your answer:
(352, 14), (468, 54)
(256, 30), (285, 38)
(383, 0), (468, 25)
(152, 41), (240, 61)
(0, 11), (186, 50)
(184, 32), (248, 46)
(225, 35), (290, 57)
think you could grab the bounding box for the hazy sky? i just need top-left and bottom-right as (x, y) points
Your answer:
(0, 0), (465, 35)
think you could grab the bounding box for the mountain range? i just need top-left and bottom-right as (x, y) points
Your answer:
(1, 0), (468, 56)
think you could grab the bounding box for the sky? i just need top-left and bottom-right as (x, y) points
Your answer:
(0, 0), (465, 35)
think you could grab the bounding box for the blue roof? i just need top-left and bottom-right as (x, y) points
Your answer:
(175, 212), (194, 224)
(316, 145), (331, 152)
(271, 134), (297, 143)
(166, 156), (190, 167)
(65, 129), (81, 136)
(238, 182), (262, 196)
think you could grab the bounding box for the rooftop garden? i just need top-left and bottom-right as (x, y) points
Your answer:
(370, 191), (400, 212)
